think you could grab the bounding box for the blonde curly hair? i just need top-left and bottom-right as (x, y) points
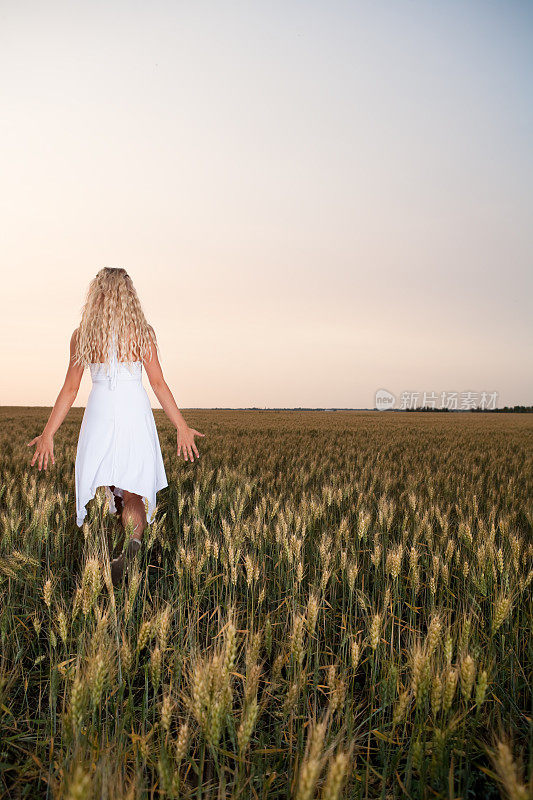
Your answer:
(74, 267), (158, 369)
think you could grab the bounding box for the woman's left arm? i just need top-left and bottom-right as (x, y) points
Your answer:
(27, 329), (85, 470)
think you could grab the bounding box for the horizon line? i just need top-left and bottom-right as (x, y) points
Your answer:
(1, 405), (531, 412)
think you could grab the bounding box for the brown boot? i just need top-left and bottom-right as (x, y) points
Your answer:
(110, 536), (142, 586)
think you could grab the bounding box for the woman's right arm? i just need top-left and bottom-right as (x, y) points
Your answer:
(27, 328), (84, 470)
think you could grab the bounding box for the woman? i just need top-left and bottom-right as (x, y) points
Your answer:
(27, 267), (204, 583)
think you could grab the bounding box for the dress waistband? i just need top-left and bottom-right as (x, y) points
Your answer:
(92, 373), (142, 385)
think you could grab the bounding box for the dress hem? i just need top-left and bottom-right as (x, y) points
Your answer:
(76, 479), (168, 528)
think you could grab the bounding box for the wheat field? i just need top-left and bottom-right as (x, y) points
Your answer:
(0, 407), (531, 799)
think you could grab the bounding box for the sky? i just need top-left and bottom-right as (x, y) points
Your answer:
(1, 0), (532, 409)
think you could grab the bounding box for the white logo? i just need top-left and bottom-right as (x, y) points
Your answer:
(375, 388), (396, 411)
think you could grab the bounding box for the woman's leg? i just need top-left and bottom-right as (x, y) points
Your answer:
(121, 489), (147, 541)
(110, 489), (147, 585)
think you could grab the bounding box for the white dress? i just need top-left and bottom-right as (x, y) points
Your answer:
(75, 331), (168, 528)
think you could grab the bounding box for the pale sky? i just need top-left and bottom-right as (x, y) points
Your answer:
(1, 0), (532, 409)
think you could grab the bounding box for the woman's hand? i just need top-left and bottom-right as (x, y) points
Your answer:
(27, 433), (55, 471)
(177, 425), (205, 462)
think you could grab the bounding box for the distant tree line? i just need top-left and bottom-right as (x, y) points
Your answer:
(471, 405), (533, 413)
(401, 405), (533, 413)
(206, 406), (532, 412)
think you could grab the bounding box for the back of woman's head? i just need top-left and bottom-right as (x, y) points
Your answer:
(75, 267), (158, 367)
